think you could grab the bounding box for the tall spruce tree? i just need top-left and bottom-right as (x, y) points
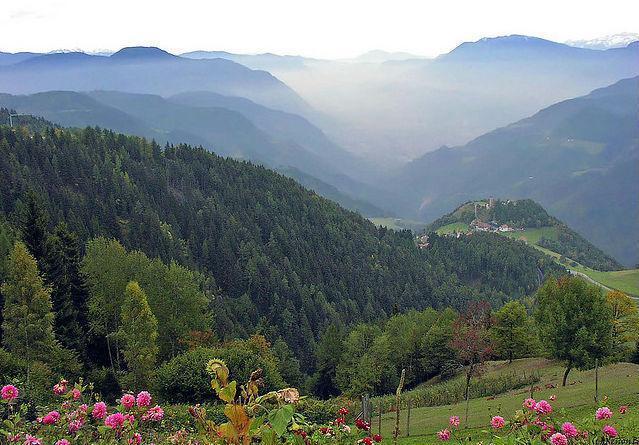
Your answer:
(19, 191), (49, 263)
(45, 223), (89, 360)
(119, 281), (158, 389)
(1, 242), (58, 368)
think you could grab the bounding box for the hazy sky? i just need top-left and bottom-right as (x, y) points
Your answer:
(2, 0), (638, 58)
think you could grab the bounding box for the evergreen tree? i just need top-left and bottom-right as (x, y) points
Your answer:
(19, 191), (49, 263)
(45, 223), (89, 360)
(311, 324), (345, 398)
(119, 281), (158, 389)
(1, 242), (57, 367)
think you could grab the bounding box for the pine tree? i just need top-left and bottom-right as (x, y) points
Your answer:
(19, 191), (49, 263)
(119, 281), (158, 389)
(1, 242), (58, 367)
(45, 223), (89, 360)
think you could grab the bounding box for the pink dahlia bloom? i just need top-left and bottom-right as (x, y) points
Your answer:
(105, 412), (126, 430)
(53, 380), (68, 396)
(523, 398), (536, 410)
(92, 401), (107, 419)
(534, 400), (553, 415)
(561, 422), (578, 438)
(619, 405), (628, 414)
(490, 416), (505, 429)
(1, 384), (19, 401)
(449, 415), (460, 427)
(71, 388), (81, 401)
(23, 435), (42, 445)
(121, 394), (135, 409)
(437, 429), (451, 441)
(596, 407), (613, 420)
(550, 433), (568, 445)
(55, 440), (70, 445)
(129, 432), (142, 445)
(68, 419), (83, 434)
(136, 391), (152, 407)
(41, 411), (60, 425)
(142, 405), (164, 422)
(602, 425), (618, 438)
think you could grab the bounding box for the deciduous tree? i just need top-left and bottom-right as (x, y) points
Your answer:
(535, 276), (612, 386)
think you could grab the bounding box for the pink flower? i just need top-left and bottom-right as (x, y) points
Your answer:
(550, 433), (567, 445)
(449, 415), (460, 427)
(55, 440), (70, 445)
(596, 407), (613, 420)
(41, 411), (61, 425)
(602, 425), (618, 438)
(92, 401), (107, 419)
(23, 435), (42, 445)
(53, 380), (68, 396)
(534, 400), (553, 415)
(142, 405), (164, 422)
(561, 422), (578, 438)
(136, 391), (152, 407)
(105, 412), (126, 430)
(619, 405), (628, 414)
(1, 384), (19, 401)
(490, 416), (505, 429)
(129, 433), (142, 445)
(68, 419), (83, 434)
(523, 398), (536, 410)
(78, 404), (88, 412)
(121, 394), (135, 409)
(437, 429), (451, 441)
(71, 388), (81, 401)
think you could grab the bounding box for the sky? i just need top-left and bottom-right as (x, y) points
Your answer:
(1, 0), (638, 58)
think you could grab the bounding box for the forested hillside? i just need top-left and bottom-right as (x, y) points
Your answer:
(0, 119), (562, 369)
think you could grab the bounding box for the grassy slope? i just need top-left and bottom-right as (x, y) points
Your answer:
(435, 222), (470, 235)
(501, 228), (638, 297)
(376, 359), (639, 444)
(370, 217), (429, 233)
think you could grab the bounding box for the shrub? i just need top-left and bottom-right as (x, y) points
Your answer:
(155, 344), (286, 403)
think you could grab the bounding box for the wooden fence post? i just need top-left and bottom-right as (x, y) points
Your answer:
(378, 400), (382, 436)
(595, 358), (599, 404)
(393, 369), (406, 445)
(406, 399), (411, 437)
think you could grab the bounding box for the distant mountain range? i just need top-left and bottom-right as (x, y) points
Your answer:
(394, 77), (639, 266)
(566, 33), (639, 50)
(248, 35), (639, 162)
(0, 47), (311, 117)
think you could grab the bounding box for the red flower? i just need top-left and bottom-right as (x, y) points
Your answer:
(335, 417), (345, 424)
(338, 407), (349, 415)
(361, 437), (373, 445)
(356, 418), (371, 431)
(373, 434), (383, 442)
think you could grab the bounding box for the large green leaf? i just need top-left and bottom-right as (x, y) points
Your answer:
(268, 405), (294, 437)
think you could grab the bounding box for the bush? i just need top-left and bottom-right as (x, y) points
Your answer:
(155, 344), (286, 404)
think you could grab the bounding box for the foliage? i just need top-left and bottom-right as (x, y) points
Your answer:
(83, 237), (211, 364)
(0, 124), (561, 369)
(535, 276), (613, 386)
(1, 242), (59, 367)
(155, 337), (286, 404)
(491, 301), (540, 363)
(119, 281), (159, 390)
(605, 290), (639, 359)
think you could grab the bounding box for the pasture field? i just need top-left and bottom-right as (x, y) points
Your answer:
(376, 359), (639, 444)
